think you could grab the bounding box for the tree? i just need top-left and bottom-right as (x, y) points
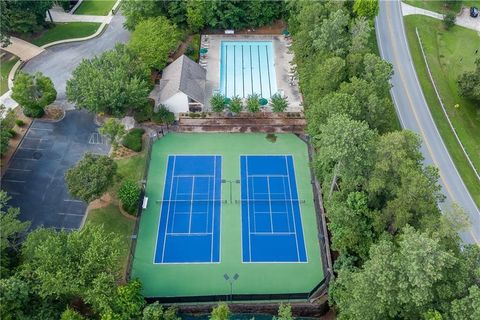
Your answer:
(361, 53), (393, 98)
(1, 0), (54, 38)
(118, 180), (141, 215)
(350, 17), (372, 54)
(20, 224), (121, 307)
(301, 56), (346, 103)
(129, 17), (181, 70)
(108, 279), (145, 319)
(210, 303), (230, 320)
(450, 285), (480, 320)
(311, 9), (350, 57)
(210, 93), (227, 112)
(443, 12), (456, 30)
(0, 276), (29, 320)
(353, 0), (379, 20)
(326, 192), (374, 261)
(65, 153), (117, 202)
(121, 0), (163, 30)
(60, 308), (85, 320)
(12, 72), (56, 118)
(274, 303), (294, 320)
(228, 95), (243, 114)
(331, 226), (456, 319)
(186, 0), (206, 32)
(143, 302), (164, 320)
(314, 114), (377, 196)
(457, 58), (480, 103)
(66, 44), (151, 117)
(99, 118), (126, 150)
(270, 93), (288, 112)
(152, 105), (175, 125)
(0, 105), (17, 156)
(246, 93), (260, 113)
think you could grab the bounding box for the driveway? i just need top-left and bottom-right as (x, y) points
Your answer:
(22, 13), (130, 109)
(1, 110), (109, 230)
(376, 0), (480, 244)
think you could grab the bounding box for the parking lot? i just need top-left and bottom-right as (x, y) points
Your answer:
(1, 110), (110, 230)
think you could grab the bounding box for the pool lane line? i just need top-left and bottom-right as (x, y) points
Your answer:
(242, 45), (245, 98)
(265, 44), (273, 97)
(233, 45), (236, 98)
(257, 45), (263, 98)
(249, 46), (254, 99)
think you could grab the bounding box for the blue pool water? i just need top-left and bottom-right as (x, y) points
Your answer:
(220, 41), (278, 99)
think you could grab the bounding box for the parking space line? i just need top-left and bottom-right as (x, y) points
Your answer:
(14, 158), (39, 161)
(30, 127), (53, 131)
(19, 147), (46, 151)
(64, 199), (83, 203)
(6, 168), (32, 172)
(56, 212), (84, 217)
(2, 179), (26, 183)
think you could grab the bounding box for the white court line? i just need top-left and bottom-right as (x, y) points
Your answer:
(245, 157), (252, 262)
(247, 174), (288, 178)
(188, 176), (196, 233)
(167, 232), (213, 236)
(267, 176), (274, 232)
(251, 232), (296, 235)
(161, 156), (176, 262)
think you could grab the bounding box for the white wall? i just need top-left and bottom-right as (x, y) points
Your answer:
(162, 92), (189, 115)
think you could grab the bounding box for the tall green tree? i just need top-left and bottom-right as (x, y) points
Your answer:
(99, 118), (126, 150)
(457, 58), (480, 103)
(66, 44), (151, 116)
(12, 72), (57, 118)
(121, 0), (162, 30)
(311, 9), (351, 57)
(65, 153), (117, 202)
(313, 114), (377, 196)
(129, 17), (181, 70)
(353, 0), (379, 20)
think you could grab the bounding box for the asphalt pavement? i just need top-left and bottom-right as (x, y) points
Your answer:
(2, 110), (109, 230)
(23, 13), (130, 109)
(375, 0), (480, 244)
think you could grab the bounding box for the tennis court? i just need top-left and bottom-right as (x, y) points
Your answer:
(132, 133), (325, 298)
(154, 155), (222, 263)
(240, 155), (307, 263)
(220, 41), (277, 99)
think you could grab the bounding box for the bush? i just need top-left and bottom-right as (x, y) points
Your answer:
(152, 105), (175, 125)
(210, 93), (226, 112)
(443, 12), (456, 30)
(134, 104), (153, 123)
(122, 128), (145, 152)
(118, 180), (141, 215)
(15, 119), (24, 127)
(8, 129), (16, 137)
(246, 93), (260, 113)
(23, 106), (45, 118)
(229, 96), (243, 114)
(270, 93), (288, 112)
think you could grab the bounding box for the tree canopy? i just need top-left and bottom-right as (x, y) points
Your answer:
(66, 44), (151, 117)
(12, 72), (57, 118)
(457, 58), (480, 103)
(129, 17), (181, 70)
(65, 153), (117, 202)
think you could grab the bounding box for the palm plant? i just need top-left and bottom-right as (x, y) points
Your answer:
(229, 96), (243, 114)
(270, 93), (288, 112)
(210, 93), (226, 112)
(246, 93), (260, 113)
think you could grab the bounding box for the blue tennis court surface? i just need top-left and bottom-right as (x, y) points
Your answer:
(240, 155), (307, 263)
(154, 155), (222, 263)
(220, 41), (278, 99)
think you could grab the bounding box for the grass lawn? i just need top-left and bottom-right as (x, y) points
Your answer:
(30, 22), (100, 46)
(85, 204), (135, 277)
(404, 0), (480, 13)
(186, 34), (201, 62)
(404, 15), (480, 207)
(74, 0), (117, 15)
(85, 150), (147, 276)
(0, 57), (19, 95)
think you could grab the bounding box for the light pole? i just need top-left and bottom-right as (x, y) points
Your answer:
(223, 273), (239, 301)
(221, 179), (240, 203)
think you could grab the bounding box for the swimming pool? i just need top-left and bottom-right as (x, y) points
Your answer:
(219, 41), (278, 99)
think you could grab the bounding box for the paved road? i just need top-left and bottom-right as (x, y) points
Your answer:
(375, 0), (480, 244)
(2, 110), (109, 230)
(23, 13), (130, 109)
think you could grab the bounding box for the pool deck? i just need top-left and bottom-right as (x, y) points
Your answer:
(203, 35), (302, 112)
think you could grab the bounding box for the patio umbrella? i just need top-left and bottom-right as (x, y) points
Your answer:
(200, 48), (208, 55)
(259, 98), (268, 106)
(282, 29), (290, 36)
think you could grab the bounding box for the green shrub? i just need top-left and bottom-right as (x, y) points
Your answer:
(122, 128), (145, 152)
(443, 12), (456, 30)
(246, 93), (260, 113)
(134, 104), (153, 123)
(23, 106), (44, 118)
(8, 129), (16, 137)
(210, 93), (226, 112)
(229, 96), (243, 113)
(152, 105), (175, 125)
(118, 180), (141, 215)
(15, 119), (25, 127)
(270, 93), (288, 112)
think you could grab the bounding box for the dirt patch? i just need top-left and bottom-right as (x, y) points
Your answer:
(41, 105), (65, 121)
(0, 107), (33, 176)
(112, 145), (138, 159)
(88, 192), (113, 210)
(204, 20), (287, 35)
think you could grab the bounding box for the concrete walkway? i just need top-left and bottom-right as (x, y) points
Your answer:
(1, 37), (44, 61)
(47, 7), (111, 24)
(401, 2), (480, 32)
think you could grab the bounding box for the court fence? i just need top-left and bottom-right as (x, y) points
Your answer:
(298, 134), (334, 301)
(125, 135), (155, 281)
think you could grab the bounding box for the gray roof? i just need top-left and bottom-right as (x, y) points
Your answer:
(157, 55), (206, 104)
